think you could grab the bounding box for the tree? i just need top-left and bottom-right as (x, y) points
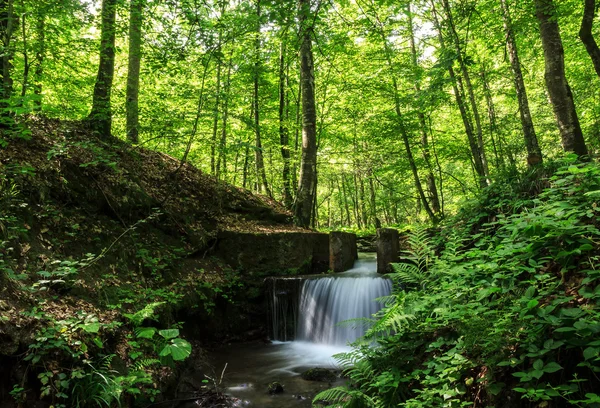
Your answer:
(534, 0), (588, 156)
(500, 0), (542, 166)
(0, 0), (15, 107)
(579, 0), (600, 79)
(87, 0), (117, 138)
(253, 0), (271, 196)
(294, 0), (318, 228)
(126, 0), (144, 144)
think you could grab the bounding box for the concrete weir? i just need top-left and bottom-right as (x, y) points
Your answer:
(329, 231), (358, 272)
(213, 230), (330, 274)
(376, 228), (400, 274)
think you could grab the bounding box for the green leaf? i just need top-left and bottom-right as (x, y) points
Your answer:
(82, 322), (100, 333)
(136, 327), (157, 339)
(543, 362), (562, 373)
(583, 347), (599, 361)
(168, 338), (192, 361)
(158, 329), (180, 340)
(533, 359), (543, 370)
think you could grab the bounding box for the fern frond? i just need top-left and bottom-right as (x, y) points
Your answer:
(313, 386), (376, 408)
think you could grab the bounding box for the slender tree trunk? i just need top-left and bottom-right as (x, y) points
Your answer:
(580, 0), (600, 78)
(407, 3), (440, 216)
(431, 3), (487, 188)
(253, 0), (271, 196)
(339, 174), (351, 226)
(20, 1), (28, 101)
(376, 22), (436, 223)
(177, 59), (210, 171)
(126, 0), (144, 144)
(367, 169), (380, 228)
(358, 175), (368, 227)
(534, 0), (588, 156)
(216, 50), (233, 180)
(88, 0), (117, 138)
(479, 65), (503, 170)
(292, 80), (300, 193)
(441, 0), (490, 181)
(279, 33), (293, 209)
(0, 0), (15, 108)
(211, 36), (222, 175)
(294, 0), (318, 228)
(33, 10), (44, 111)
(501, 0), (543, 166)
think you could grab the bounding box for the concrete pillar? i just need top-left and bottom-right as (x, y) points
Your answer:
(329, 231), (358, 272)
(377, 228), (399, 274)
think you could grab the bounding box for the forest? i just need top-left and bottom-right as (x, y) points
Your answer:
(0, 0), (599, 407)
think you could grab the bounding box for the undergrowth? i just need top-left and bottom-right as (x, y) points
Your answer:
(315, 156), (600, 407)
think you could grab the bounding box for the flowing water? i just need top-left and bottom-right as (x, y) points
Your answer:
(210, 253), (392, 407)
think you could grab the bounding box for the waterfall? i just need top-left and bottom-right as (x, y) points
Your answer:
(269, 253), (392, 345)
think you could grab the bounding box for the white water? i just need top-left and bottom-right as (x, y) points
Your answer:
(296, 253), (392, 345)
(211, 254), (392, 407)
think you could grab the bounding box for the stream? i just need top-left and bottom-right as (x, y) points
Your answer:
(209, 253), (391, 407)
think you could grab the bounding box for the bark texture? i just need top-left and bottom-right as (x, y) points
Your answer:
(579, 0), (600, 78)
(294, 0), (318, 228)
(88, 0), (117, 138)
(501, 0), (543, 166)
(534, 0), (588, 156)
(126, 0), (143, 144)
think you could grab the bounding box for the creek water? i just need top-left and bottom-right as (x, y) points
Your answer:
(209, 253), (391, 407)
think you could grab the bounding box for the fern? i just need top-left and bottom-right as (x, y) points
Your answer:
(123, 301), (166, 326)
(313, 386), (377, 408)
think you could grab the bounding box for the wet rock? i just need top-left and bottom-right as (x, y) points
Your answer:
(301, 367), (337, 382)
(267, 381), (284, 394)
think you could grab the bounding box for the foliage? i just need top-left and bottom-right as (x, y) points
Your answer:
(315, 158), (600, 407)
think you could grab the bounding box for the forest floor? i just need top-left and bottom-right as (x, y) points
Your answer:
(0, 116), (308, 407)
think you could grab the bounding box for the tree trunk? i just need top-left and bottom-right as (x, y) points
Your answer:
(441, 0), (490, 181)
(407, 3), (441, 216)
(126, 0), (144, 144)
(501, 0), (543, 166)
(20, 1), (28, 101)
(216, 50), (233, 180)
(294, 0), (318, 228)
(88, 0), (117, 138)
(479, 65), (504, 170)
(375, 12), (436, 224)
(279, 33), (293, 209)
(431, 2), (487, 188)
(0, 0), (15, 107)
(339, 174), (351, 226)
(33, 10), (44, 111)
(253, 0), (271, 196)
(211, 34), (222, 175)
(534, 0), (588, 156)
(580, 0), (600, 78)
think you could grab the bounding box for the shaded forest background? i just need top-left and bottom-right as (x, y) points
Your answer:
(2, 0), (599, 228)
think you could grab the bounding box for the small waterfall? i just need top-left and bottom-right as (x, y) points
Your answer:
(266, 277), (304, 341)
(268, 253), (392, 345)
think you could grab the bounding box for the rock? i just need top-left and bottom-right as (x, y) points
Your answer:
(267, 381), (284, 394)
(301, 367), (337, 382)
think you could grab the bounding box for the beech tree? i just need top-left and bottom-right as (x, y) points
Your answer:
(294, 0), (318, 228)
(534, 0), (588, 156)
(87, 0), (117, 138)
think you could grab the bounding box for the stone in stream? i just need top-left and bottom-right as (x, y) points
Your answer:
(301, 367), (338, 382)
(329, 231), (358, 272)
(267, 381), (284, 394)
